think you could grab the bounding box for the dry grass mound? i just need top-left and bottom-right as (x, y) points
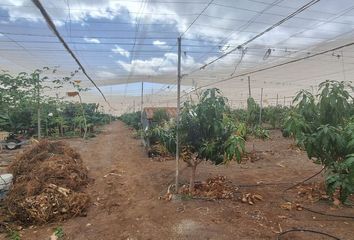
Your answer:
(179, 176), (236, 200)
(4, 140), (90, 225)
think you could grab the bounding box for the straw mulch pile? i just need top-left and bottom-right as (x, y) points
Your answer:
(4, 140), (90, 225)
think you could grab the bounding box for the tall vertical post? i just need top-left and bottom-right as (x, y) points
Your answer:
(37, 106), (41, 139)
(176, 37), (182, 192)
(276, 93), (279, 106)
(248, 76), (251, 98)
(78, 93), (87, 139)
(140, 81), (144, 131)
(259, 88), (263, 125)
(283, 96), (286, 106)
(36, 74), (41, 139)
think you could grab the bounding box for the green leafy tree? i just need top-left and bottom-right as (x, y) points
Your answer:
(119, 111), (141, 130)
(246, 97), (260, 127)
(151, 89), (245, 191)
(0, 68), (114, 138)
(152, 108), (169, 125)
(180, 89), (245, 190)
(263, 106), (289, 129)
(285, 80), (354, 202)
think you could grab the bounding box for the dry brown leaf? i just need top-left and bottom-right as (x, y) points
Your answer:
(280, 202), (292, 210)
(253, 194), (264, 201)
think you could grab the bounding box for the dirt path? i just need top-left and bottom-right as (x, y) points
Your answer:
(1, 121), (353, 240)
(9, 121), (180, 240)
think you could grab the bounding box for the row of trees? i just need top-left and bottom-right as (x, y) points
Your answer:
(0, 68), (114, 138)
(120, 81), (354, 203)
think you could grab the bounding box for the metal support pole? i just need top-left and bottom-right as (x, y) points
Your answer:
(37, 74), (41, 139)
(259, 88), (263, 125)
(37, 107), (41, 139)
(140, 82), (144, 120)
(283, 96), (286, 106)
(176, 37), (182, 192)
(140, 81), (144, 132)
(248, 76), (251, 98)
(276, 94), (279, 106)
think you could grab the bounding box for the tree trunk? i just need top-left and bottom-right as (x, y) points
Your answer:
(78, 94), (87, 140)
(189, 164), (197, 192)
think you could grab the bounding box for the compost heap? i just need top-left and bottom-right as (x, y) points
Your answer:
(179, 176), (236, 199)
(5, 140), (90, 225)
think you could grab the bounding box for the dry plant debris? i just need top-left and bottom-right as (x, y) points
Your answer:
(240, 193), (264, 205)
(280, 202), (303, 211)
(179, 176), (236, 200)
(295, 183), (329, 203)
(242, 151), (261, 163)
(148, 143), (174, 161)
(161, 176), (264, 205)
(4, 140), (90, 225)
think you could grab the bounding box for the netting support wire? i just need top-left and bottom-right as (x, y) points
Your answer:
(197, 0), (320, 71)
(31, 0), (114, 110)
(175, 37), (182, 192)
(183, 41), (354, 98)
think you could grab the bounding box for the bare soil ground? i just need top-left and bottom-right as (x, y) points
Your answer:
(0, 121), (353, 240)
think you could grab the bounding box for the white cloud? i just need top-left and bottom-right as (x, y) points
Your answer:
(2, 0), (353, 47)
(84, 37), (100, 44)
(153, 40), (166, 45)
(112, 45), (130, 58)
(0, 0), (126, 26)
(117, 53), (201, 75)
(96, 70), (116, 78)
(153, 40), (169, 49)
(2, 0), (354, 83)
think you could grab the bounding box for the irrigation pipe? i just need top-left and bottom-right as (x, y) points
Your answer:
(276, 228), (341, 240)
(281, 168), (354, 220)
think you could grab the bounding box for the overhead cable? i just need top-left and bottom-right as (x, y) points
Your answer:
(180, 0), (214, 37)
(31, 0), (113, 109)
(197, 0), (320, 72)
(183, 40), (354, 97)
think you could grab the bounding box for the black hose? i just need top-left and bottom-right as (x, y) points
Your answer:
(281, 168), (324, 203)
(283, 168), (325, 192)
(281, 168), (354, 220)
(276, 228), (341, 240)
(301, 206), (354, 219)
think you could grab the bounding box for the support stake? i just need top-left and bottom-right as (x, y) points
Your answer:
(259, 88), (263, 125)
(248, 76), (251, 98)
(140, 81), (144, 140)
(176, 37), (182, 192)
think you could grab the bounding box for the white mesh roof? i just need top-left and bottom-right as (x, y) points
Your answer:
(1, 0), (354, 114)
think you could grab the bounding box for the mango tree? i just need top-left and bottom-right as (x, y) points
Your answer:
(153, 88), (245, 191)
(285, 80), (354, 203)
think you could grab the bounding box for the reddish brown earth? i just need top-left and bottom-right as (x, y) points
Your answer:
(1, 121), (353, 240)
